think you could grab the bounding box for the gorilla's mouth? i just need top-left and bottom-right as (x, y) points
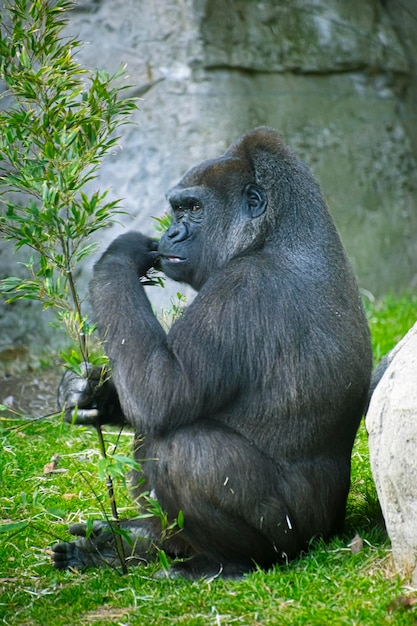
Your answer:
(164, 256), (186, 263)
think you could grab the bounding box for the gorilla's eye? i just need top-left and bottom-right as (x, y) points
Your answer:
(191, 204), (201, 212)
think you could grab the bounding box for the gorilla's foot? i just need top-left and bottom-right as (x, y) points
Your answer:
(52, 520), (154, 570)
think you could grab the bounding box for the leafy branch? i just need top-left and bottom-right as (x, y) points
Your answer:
(0, 0), (139, 573)
(0, 0), (135, 322)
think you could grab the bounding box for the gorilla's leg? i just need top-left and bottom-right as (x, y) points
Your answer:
(53, 424), (347, 578)
(145, 422), (303, 579)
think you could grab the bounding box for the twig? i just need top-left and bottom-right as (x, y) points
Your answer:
(65, 254), (127, 574)
(94, 421), (128, 574)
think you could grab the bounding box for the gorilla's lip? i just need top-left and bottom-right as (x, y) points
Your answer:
(161, 255), (186, 264)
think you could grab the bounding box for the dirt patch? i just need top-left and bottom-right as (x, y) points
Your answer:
(80, 606), (132, 625)
(1, 367), (63, 418)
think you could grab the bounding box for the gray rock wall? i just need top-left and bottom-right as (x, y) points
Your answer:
(1, 0), (417, 364)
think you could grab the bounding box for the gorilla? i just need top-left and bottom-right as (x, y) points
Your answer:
(53, 127), (372, 579)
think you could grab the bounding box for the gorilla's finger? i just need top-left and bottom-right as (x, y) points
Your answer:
(68, 523), (88, 537)
(70, 408), (99, 425)
(149, 251), (160, 265)
(52, 543), (72, 569)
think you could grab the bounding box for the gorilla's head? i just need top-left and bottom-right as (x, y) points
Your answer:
(158, 127), (323, 291)
(158, 132), (275, 291)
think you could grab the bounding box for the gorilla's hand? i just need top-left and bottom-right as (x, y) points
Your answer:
(58, 364), (104, 425)
(96, 231), (159, 277)
(57, 364), (125, 426)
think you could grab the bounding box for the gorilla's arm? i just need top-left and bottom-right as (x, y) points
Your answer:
(90, 233), (247, 435)
(58, 232), (161, 428)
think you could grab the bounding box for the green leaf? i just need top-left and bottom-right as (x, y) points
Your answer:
(44, 141), (56, 159)
(44, 507), (66, 518)
(85, 517), (95, 539)
(0, 521), (28, 534)
(177, 509), (184, 529)
(18, 45), (31, 69)
(112, 454), (140, 468)
(97, 457), (110, 481)
(153, 213), (172, 234)
(158, 549), (169, 571)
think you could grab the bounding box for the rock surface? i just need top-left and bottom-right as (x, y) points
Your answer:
(1, 0), (417, 362)
(366, 322), (417, 585)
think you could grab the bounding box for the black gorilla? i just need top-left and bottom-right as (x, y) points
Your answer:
(53, 127), (372, 579)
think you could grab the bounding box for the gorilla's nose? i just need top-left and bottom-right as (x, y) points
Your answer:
(167, 222), (190, 243)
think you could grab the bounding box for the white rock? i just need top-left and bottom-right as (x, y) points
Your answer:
(366, 322), (417, 584)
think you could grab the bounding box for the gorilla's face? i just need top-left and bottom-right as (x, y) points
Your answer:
(158, 157), (268, 291)
(158, 185), (206, 290)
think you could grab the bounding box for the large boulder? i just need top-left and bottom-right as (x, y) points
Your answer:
(366, 323), (417, 584)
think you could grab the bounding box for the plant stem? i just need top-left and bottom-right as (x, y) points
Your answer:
(64, 250), (127, 574)
(94, 425), (128, 575)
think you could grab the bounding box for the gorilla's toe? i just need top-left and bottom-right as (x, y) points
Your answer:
(52, 541), (79, 570)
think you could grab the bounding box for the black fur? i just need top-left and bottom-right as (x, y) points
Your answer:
(54, 127), (372, 578)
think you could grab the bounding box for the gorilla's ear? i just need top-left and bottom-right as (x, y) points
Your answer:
(243, 183), (268, 218)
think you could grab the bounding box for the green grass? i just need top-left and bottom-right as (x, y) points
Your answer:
(363, 293), (417, 364)
(1, 295), (417, 625)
